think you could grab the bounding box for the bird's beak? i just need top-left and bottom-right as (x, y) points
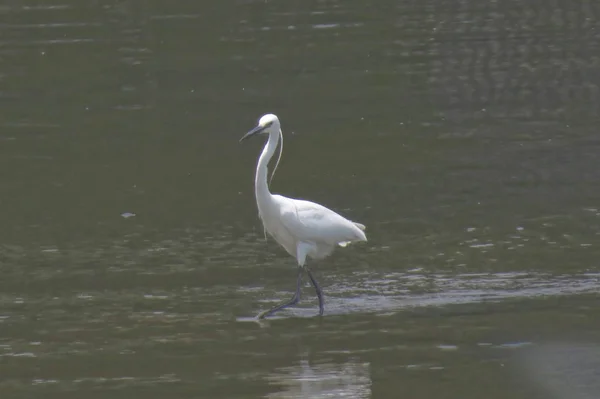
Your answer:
(239, 125), (265, 142)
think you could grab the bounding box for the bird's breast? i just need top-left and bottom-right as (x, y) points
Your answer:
(258, 208), (297, 258)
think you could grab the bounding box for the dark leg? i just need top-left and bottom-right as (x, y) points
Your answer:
(306, 267), (324, 316)
(257, 267), (304, 319)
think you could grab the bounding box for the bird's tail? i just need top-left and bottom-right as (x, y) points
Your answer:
(353, 222), (366, 231)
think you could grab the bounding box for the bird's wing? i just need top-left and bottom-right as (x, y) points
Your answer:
(273, 195), (366, 245)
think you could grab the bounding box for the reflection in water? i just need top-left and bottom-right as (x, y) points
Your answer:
(266, 356), (371, 399)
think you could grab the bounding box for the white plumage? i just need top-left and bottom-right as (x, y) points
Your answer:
(240, 113), (367, 319)
(265, 195), (366, 259)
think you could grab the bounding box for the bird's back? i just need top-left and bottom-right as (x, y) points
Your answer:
(273, 195), (367, 246)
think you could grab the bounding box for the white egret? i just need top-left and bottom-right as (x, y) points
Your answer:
(240, 113), (367, 319)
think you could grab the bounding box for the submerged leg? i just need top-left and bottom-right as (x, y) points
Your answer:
(257, 267), (304, 319)
(306, 267), (324, 316)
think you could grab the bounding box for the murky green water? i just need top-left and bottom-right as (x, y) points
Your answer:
(1, 1), (599, 398)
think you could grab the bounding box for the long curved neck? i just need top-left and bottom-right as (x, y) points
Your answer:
(255, 131), (280, 203)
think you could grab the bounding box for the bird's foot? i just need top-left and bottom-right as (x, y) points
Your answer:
(256, 310), (271, 320)
(256, 292), (301, 319)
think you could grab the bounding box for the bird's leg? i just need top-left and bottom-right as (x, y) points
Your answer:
(257, 267), (304, 319)
(306, 267), (324, 316)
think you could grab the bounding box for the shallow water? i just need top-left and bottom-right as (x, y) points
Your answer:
(1, 0), (600, 398)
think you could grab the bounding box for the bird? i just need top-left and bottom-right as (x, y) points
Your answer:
(240, 113), (367, 319)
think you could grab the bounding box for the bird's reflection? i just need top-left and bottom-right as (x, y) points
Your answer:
(265, 355), (371, 398)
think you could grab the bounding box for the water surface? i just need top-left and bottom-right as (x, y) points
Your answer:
(1, 1), (599, 398)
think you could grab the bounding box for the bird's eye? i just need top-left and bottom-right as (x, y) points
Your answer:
(265, 121), (273, 128)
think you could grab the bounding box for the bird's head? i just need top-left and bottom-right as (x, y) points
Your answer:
(240, 113), (280, 142)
